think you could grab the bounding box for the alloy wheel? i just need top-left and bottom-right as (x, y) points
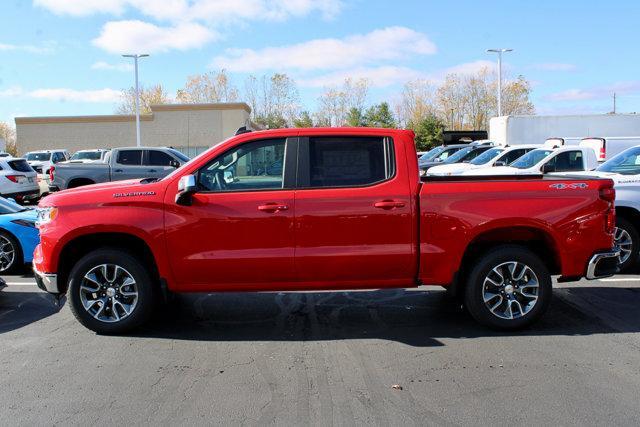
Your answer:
(79, 264), (139, 323)
(614, 227), (633, 265)
(482, 261), (539, 320)
(0, 235), (15, 272)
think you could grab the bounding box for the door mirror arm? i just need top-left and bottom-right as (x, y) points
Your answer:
(176, 174), (197, 206)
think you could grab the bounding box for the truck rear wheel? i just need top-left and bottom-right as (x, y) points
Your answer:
(615, 217), (639, 273)
(464, 246), (552, 330)
(67, 249), (156, 334)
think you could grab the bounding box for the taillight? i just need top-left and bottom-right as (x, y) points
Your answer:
(599, 186), (616, 203)
(606, 208), (616, 234)
(49, 166), (55, 182)
(5, 175), (25, 183)
(599, 145), (606, 161)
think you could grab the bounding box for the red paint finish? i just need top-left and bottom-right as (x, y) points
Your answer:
(34, 127), (616, 296)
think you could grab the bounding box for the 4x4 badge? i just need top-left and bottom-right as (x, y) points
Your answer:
(550, 183), (588, 190)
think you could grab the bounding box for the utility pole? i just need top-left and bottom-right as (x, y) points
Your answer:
(613, 92), (617, 114)
(122, 54), (149, 147)
(487, 48), (513, 117)
(450, 108), (455, 130)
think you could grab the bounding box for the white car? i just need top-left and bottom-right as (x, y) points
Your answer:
(427, 145), (539, 176)
(68, 149), (109, 163)
(554, 145), (640, 272)
(461, 146), (598, 176)
(0, 157), (39, 202)
(25, 149), (70, 175)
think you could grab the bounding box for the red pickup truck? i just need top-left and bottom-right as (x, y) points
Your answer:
(33, 128), (619, 333)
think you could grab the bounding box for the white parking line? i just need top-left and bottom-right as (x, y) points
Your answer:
(5, 282), (37, 286)
(598, 278), (640, 282)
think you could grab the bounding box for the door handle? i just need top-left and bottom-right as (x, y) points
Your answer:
(374, 200), (406, 210)
(114, 169), (123, 173)
(258, 203), (289, 213)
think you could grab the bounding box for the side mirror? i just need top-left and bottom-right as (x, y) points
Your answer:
(170, 160), (180, 168)
(494, 160), (506, 167)
(541, 163), (556, 173)
(175, 174), (197, 206)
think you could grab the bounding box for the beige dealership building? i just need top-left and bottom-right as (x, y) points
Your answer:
(14, 102), (252, 158)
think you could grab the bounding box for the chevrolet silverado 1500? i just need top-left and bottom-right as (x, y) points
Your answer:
(33, 128), (620, 334)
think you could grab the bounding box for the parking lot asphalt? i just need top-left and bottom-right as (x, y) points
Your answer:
(1, 273), (640, 425)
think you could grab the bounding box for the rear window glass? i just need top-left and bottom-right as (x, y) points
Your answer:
(8, 159), (33, 172)
(116, 150), (142, 165)
(308, 137), (392, 187)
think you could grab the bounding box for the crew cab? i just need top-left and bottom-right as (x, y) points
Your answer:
(49, 147), (189, 191)
(33, 128), (619, 334)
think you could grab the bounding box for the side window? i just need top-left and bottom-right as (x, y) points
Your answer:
(306, 136), (393, 188)
(503, 149), (527, 164)
(551, 150), (584, 172)
(147, 150), (174, 166)
(116, 150), (143, 166)
(198, 139), (286, 192)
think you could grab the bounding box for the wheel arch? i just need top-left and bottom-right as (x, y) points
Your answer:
(450, 226), (560, 298)
(67, 178), (96, 189)
(56, 232), (160, 294)
(615, 206), (640, 229)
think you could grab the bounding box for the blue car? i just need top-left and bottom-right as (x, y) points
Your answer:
(0, 197), (39, 273)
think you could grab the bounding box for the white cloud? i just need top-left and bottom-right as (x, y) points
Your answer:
(299, 66), (425, 88)
(212, 27), (437, 72)
(532, 63), (577, 72)
(33, 0), (128, 16)
(92, 20), (217, 54)
(440, 60), (497, 77)
(545, 81), (640, 102)
(91, 61), (134, 72)
(0, 42), (55, 54)
(0, 86), (24, 97)
(28, 88), (122, 103)
(34, 0), (344, 22)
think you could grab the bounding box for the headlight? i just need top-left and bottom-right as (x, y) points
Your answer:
(36, 207), (58, 227)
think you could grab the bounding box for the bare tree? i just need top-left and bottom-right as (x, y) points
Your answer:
(116, 84), (170, 114)
(244, 73), (300, 128)
(316, 78), (370, 126)
(0, 121), (17, 156)
(396, 79), (437, 127)
(176, 70), (239, 103)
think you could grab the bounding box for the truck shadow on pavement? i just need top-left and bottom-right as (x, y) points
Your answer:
(126, 287), (640, 346)
(0, 291), (62, 334)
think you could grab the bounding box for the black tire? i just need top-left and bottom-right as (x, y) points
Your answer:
(0, 230), (23, 274)
(615, 217), (640, 273)
(464, 245), (552, 330)
(67, 249), (157, 334)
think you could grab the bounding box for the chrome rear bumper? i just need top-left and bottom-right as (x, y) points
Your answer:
(33, 267), (60, 294)
(586, 248), (621, 280)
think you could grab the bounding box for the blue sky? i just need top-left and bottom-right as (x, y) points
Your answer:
(1, 0), (639, 124)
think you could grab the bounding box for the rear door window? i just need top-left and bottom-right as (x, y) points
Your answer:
(302, 136), (393, 188)
(116, 150), (143, 165)
(8, 159), (33, 172)
(549, 150), (584, 172)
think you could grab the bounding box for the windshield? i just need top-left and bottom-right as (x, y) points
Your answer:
(511, 149), (553, 169)
(419, 146), (445, 162)
(597, 146), (640, 175)
(0, 197), (27, 214)
(168, 148), (190, 163)
(71, 151), (103, 160)
(443, 146), (474, 163)
(470, 147), (504, 165)
(26, 152), (50, 161)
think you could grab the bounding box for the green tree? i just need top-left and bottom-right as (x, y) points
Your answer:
(409, 115), (445, 151)
(293, 111), (314, 127)
(363, 102), (396, 128)
(345, 107), (364, 127)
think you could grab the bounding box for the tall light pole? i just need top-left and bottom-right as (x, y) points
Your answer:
(487, 48), (512, 117)
(122, 54), (149, 147)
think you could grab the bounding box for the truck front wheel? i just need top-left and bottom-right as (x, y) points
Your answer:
(464, 246), (552, 330)
(67, 249), (156, 334)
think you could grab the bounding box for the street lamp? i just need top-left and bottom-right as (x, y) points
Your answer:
(122, 54), (149, 147)
(486, 48), (513, 117)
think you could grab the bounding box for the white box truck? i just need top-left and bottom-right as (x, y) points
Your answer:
(490, 114), (640, 161)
